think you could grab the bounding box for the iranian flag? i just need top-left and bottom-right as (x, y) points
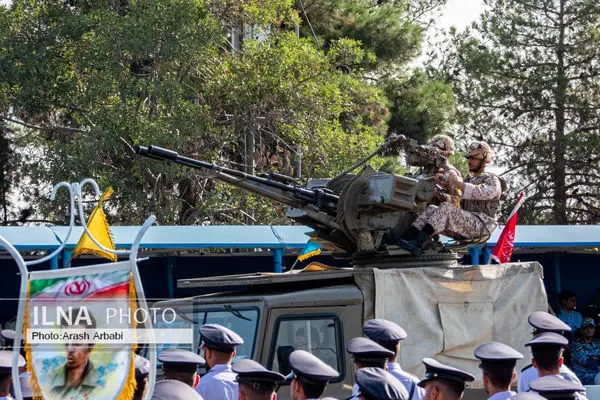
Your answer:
(490, 192), (525, 264)
(29, 264), (130, 301)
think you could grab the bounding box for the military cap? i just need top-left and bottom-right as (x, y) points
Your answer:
(151, 379), (203, 400)
(134, 354), (151, 379)
(287, 350), (339, 382)
(363, 319), (407, 343)
(474, 342), (524, 364)
(200, 324), (244, 352)
(525, 332), (568, 348)
(0, 350), (25, 370)
(355, 367), (408, 400)
(582, 318), (596, 328)
(18, 371), (34, 398)
(158, 348), (205, 373)
(233, 359), (285, 392)
(347, 337), (394, 363)
(418, 358), (475, 387)
(0, 329), (16, 341)
(529, 376), (585, 399)
(528, 312), (571, 333)
(511, 392), (546, 400)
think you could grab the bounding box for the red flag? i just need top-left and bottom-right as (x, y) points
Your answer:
(490, 192), (525, 264)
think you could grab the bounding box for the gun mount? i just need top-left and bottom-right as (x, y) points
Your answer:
(135, 135), (456, 260)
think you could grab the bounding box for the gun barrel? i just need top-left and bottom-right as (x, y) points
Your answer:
(135, 145), (338, 213)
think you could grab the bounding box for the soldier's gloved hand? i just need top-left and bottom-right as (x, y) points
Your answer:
(447, 170), (463, 189)
(435, 172), (448, 185)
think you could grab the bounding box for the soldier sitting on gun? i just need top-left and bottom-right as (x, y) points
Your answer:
(399, 141), (503, 256)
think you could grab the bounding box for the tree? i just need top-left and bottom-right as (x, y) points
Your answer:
(0, 0), (456, 226)
(0, 0), (393, 225)
(447, 0), (600, 224)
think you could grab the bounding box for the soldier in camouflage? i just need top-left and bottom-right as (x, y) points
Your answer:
(399, 141), (503, 256)
(428, 134), (462, 207)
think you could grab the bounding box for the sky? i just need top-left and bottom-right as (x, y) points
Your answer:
(439, 0), (486, 30)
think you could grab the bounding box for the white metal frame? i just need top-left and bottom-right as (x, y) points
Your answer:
(0, 179), (157, 400)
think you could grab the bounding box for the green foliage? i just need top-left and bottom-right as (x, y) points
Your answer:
(297, 0), (423, 69)
(0, 0), (454, 226)
(382, 70), (455, 143)
(446, 0), (600, 224)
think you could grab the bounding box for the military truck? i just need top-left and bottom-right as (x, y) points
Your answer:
(136, 138), (549, 397)
(151, 260), (547, 399)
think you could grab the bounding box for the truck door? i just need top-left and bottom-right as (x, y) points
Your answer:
(262, 305), (362, 400)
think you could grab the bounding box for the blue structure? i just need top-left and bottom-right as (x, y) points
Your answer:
(2, 224), (600, 318)
(467, 225), (600, 266)
(0, 225), (313, 271)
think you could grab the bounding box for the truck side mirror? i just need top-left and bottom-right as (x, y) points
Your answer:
(277, 345), (294, 375)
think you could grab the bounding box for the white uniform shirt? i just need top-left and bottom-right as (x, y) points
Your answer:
(517, 364), (582, 392)
(488, 390), (516, 400)
(196, 364), (238, 400)
(387, 362), (425, 400)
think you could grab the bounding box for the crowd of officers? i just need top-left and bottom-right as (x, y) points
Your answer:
(0, 310), (589, 400)
(138, 311), (586, 400)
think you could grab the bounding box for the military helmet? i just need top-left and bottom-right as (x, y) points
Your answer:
(428, 135), (455, 157)
(465, 141), (493, 164)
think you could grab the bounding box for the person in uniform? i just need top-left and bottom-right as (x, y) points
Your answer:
(232, 359), (285, 400)
(1, 329), (26, 376)
(474, 342), (524, 400)
(529, 376), (586, 400)
(287, 349), (339, 400)
(570, 318), (600, 384)
(347, 337), (394, 396)
(0, 330), (15, 350)
(418, 358), (475, 400)
(355, 367), (408, 400)
(158, 348), (205, 388)
(427, 134), (462, 207)
(152, 379), (204, 400)
(0, 350), (25, 400)
(399, 141), (503, 256)
(196, 323), (244, 400)
(511, 393), (545, 400)
(523, 332), (587, 398)
(363, 319), (425, 400)
(518, 312), (581, 392)
(133, 354), (151, 400)
(47, 309), (103, 400)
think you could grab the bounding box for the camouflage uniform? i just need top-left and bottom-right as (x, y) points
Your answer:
(571, 338), (600, 385)
(427, 135), (462, 207)
(412, 172), (502, 240)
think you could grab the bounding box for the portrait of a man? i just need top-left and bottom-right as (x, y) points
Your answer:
(46, 307), (103, 400)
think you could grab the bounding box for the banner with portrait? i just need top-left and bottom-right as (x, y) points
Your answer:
(24, 262), (137, 400)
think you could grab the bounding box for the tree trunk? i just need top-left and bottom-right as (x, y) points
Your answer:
(552, 0), (568, 224)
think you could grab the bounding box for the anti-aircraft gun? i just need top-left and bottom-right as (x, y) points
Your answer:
(135, 134), (456, 262)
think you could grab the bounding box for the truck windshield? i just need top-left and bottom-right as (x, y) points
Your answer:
(153, 305), (259, 362)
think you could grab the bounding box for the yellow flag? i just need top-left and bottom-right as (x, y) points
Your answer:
(72, 187), (118, 262)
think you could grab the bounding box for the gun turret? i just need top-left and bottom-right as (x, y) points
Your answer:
(135, 137), (452, 257)
(135, 145), (338, 213)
